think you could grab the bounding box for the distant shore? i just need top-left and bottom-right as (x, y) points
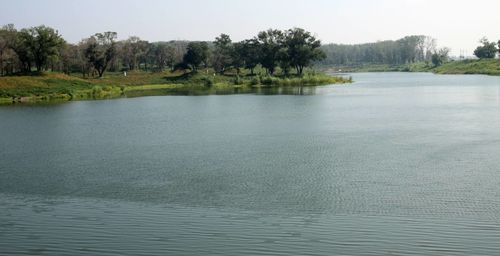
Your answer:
(324, 59), (500, 76)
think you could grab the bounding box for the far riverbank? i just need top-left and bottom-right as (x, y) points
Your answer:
(324, 59), (500, 76)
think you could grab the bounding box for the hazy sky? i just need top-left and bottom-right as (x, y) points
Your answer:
(1, 0), (499, 56)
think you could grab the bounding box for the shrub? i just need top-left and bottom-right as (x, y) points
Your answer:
(281, 78), (291, 86)
(260, 76), (279, 86)
(92, 86), (103, 98)
(201, 77), (214, 87)
(233, 75), (243, 85)
(250, 76), (260, 85)
(119, 85), (126, 93)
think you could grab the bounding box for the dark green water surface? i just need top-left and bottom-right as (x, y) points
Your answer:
(1, 73), (500, 255)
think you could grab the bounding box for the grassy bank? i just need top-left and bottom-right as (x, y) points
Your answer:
(433, 59), (500, 75)
(0, 70), (351, 104)
(324, 59), (500, 76)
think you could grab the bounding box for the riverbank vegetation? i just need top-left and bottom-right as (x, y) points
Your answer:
(324, 59), (500, 76)
(0, 24), (326, 77)
(433, 59), (500, 75)
(0, 24), (352, 104)
(319, 35), (449, 67)
(320, 35), (500, 76)
(0, 69), (350, 104)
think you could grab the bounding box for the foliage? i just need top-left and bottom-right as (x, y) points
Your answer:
(0, 24), (18, 75)
(212, 34), (233, 74)
(431, 48), (450, 67)
(282, 28), (325, 75)
(0, 69), (351, 103)
(84, 32), (117, 77)
(182, 42), (209, 71)
(498, 40), (500, 56)
(319, 35), (437, 66)
(201, 76), (215, 87)
(235, 39), (261, 75)
(19, 26), (64, 72)
(434, 59), (500, 75)
(473, 38), (497, 59)
(2, 24), (329, 78)
(149, 42), (175, 71)
(256, 29), (284, 75)
(120, 36), (149, 71)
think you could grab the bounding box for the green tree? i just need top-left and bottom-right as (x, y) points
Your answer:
(283, 28), (325, 75)
(120, 36), (149, 70)
(256, 29), (284, 75)
(183, 42), (208, 72)
(277, 46), (291, 75)
(498, 40), (500, 56)
(11, 30), (33, 72)
(236, 39), (261, 75)
(17, 25), (64, 72)
(0, 24), (18, 75)
(57, 43), (82, 75)
(231, 42), (244, 75)
(84, 32), (117, 77)
(212, 34), (233, 74)
(319, 35), (435, 66)
(150, 42), (175, 71)
(431, 47), (450, 67)
(473, 37), (497, 59)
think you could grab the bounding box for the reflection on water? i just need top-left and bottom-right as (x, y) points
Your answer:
(124, 84), (320, 97)
(1, 72), (500, 255)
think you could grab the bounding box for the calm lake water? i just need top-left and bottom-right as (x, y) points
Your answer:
(1, 72), (500, 255)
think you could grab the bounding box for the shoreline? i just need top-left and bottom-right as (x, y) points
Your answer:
(322, 59), (500, 76)
(0, 74), (352, 105)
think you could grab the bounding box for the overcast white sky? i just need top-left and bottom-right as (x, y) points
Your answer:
(1, 0), (499, 56)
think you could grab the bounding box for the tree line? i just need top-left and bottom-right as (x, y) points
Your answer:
(319, 35), (451, 67)
(0, 24), (325, 77)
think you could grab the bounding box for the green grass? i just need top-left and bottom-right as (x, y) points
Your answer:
(324, 59), (500, 76)
(0, 73), (95, 97)
(0, 69), (351, 104)
(434, 59), (500, 75)
(257, 74), (351, 87)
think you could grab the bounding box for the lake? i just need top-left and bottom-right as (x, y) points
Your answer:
(1, 72), (500, 255)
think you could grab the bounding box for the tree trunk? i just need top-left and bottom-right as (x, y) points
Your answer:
(98, 67), (104, 78)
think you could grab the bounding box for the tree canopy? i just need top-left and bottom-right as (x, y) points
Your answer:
(474, 38), (497, 59)
(183, 42), (209, 71)
(84, 32), (117, 77)
(319, 35), (438, 66)
(283, 28), (325, 75)
(212, 34), (233, 74)
(8, 23), (491, 78)
(6, 25), (64, 72)
(431, 48), (450, 67)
